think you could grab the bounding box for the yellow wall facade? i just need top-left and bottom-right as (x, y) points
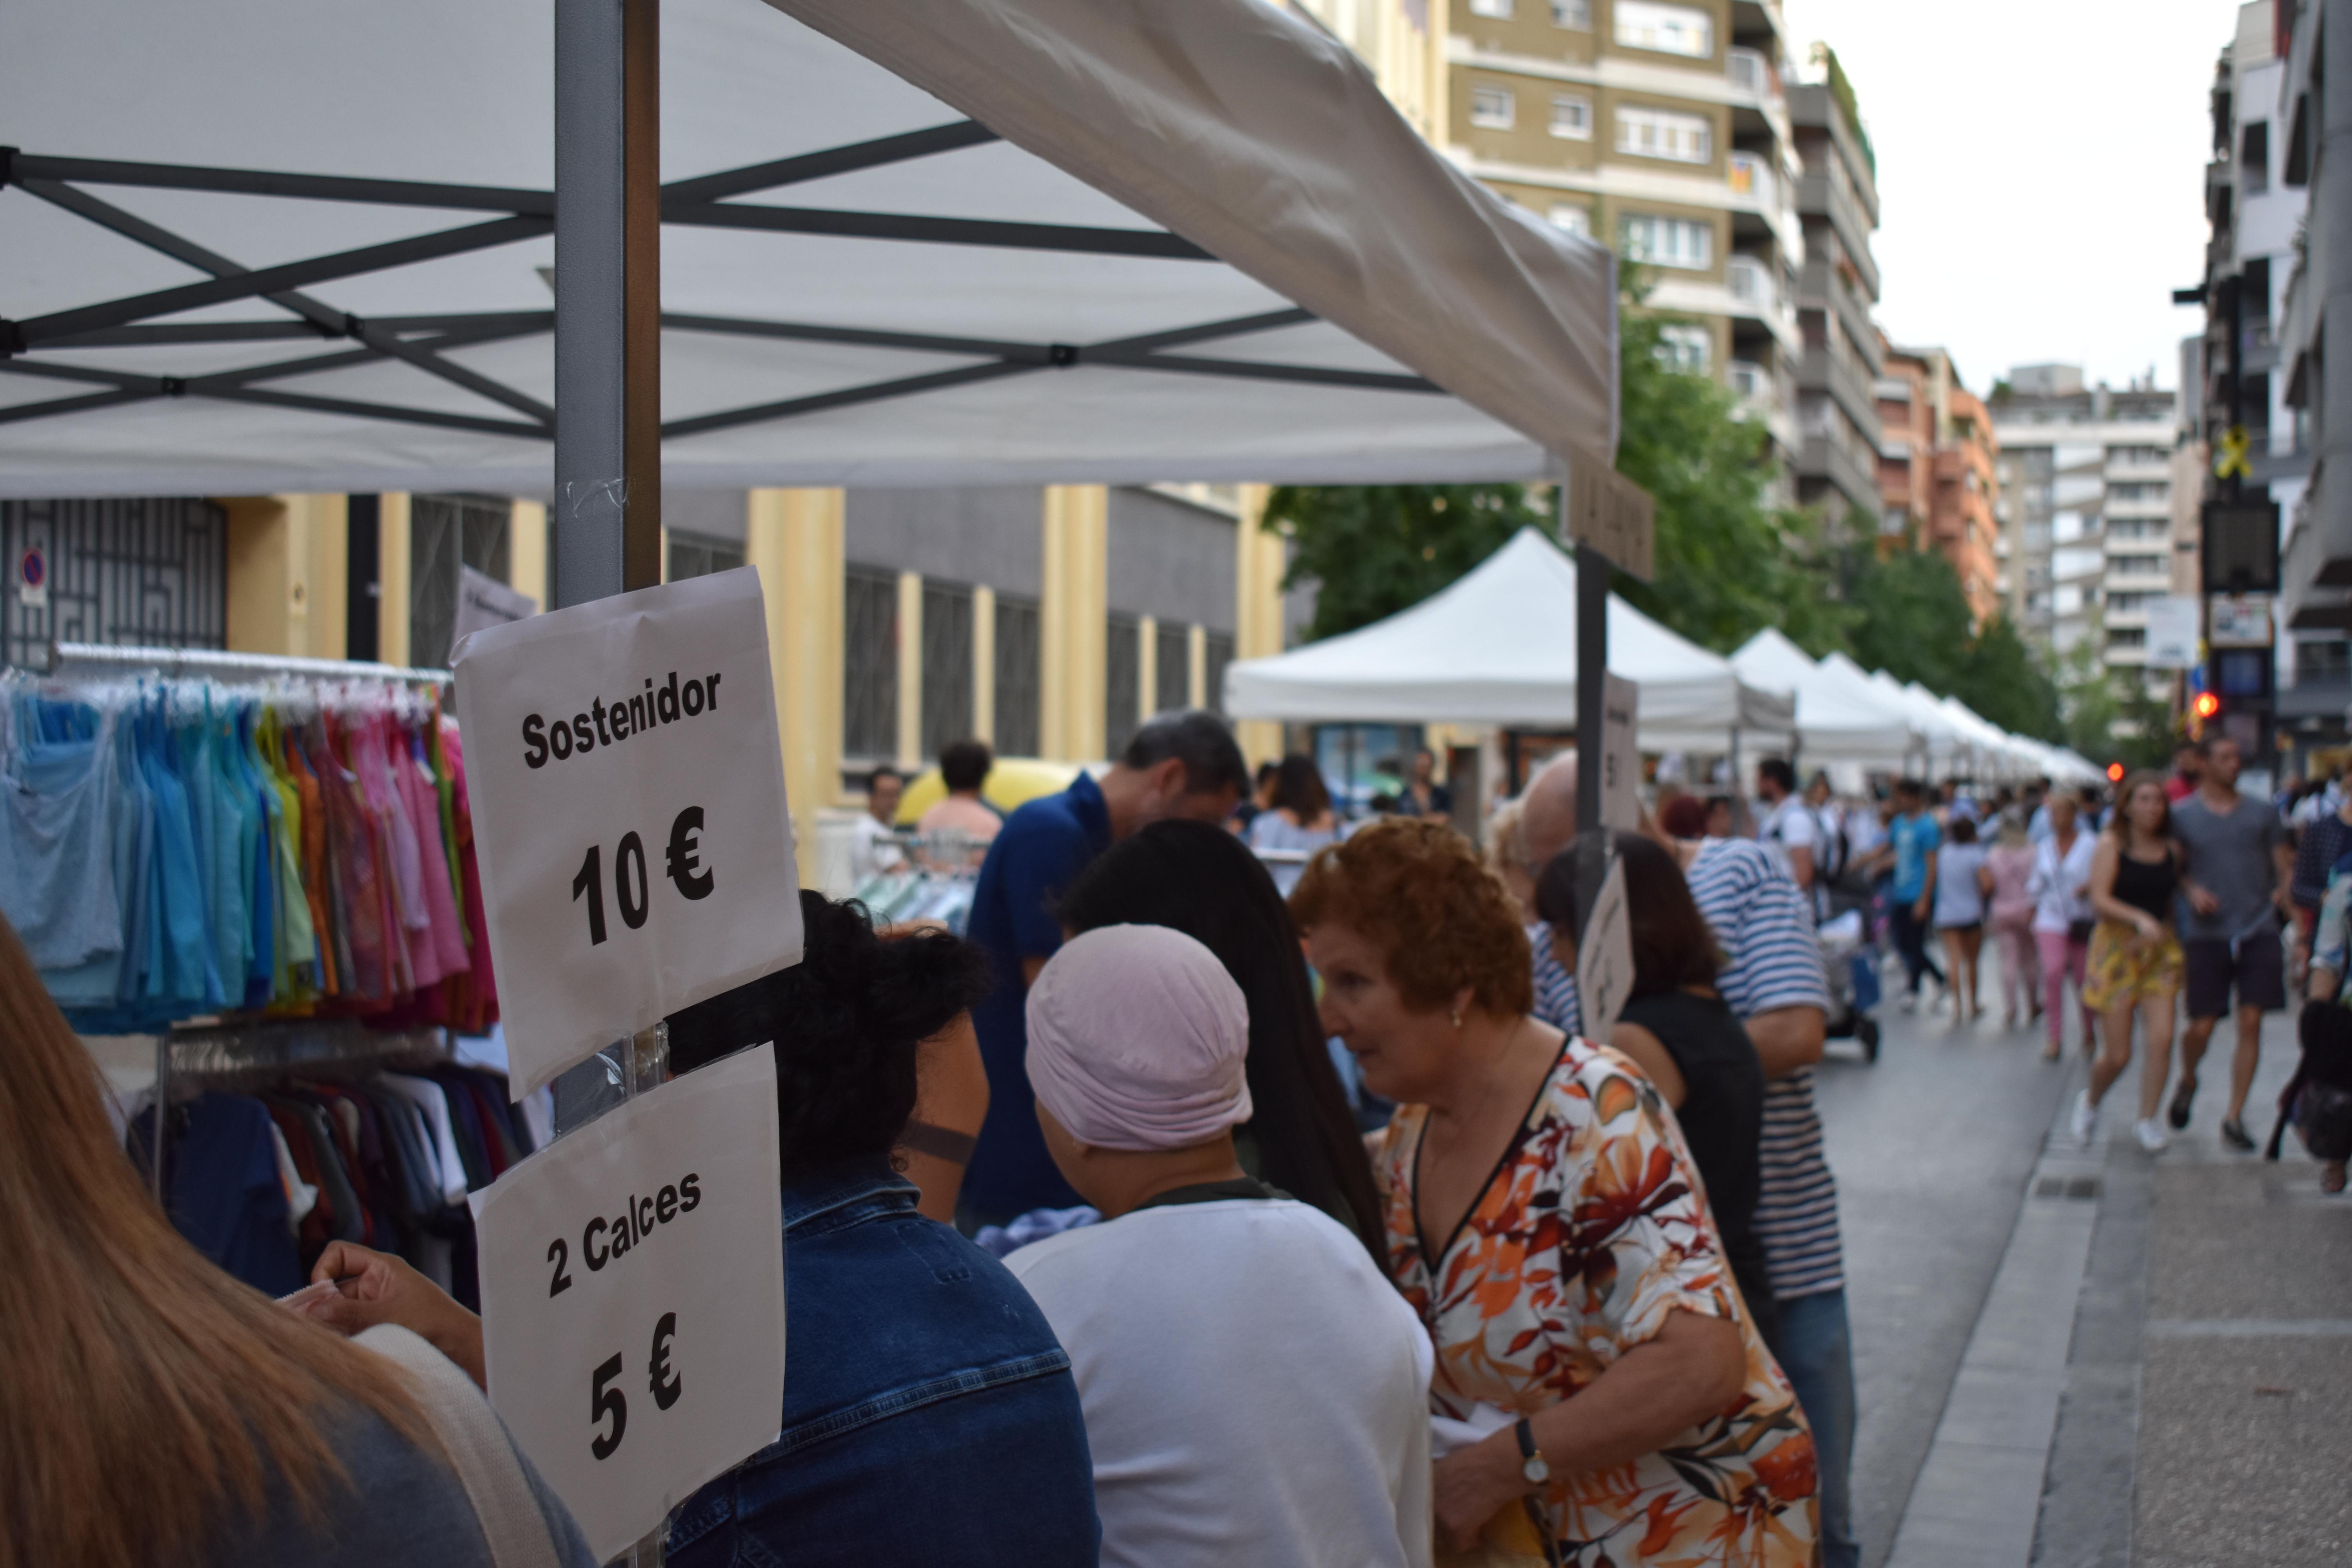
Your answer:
(220, 493), (348, 660)
(745, 487), (846, 884)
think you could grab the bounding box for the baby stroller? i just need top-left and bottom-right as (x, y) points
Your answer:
(1817, 906), (1881, 1062)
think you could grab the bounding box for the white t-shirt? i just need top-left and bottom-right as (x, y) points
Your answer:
(1757, 795), (1818, 886)
(1005, 1197), (1435, 1568)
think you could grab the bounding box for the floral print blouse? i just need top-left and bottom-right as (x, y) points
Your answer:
(1377, 1038), (1817, 1567)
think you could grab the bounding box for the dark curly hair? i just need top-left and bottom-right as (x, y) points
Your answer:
(664, 891), (993, 1180)
(1288, 817), (1533, 1016)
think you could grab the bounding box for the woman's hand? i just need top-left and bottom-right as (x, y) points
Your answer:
(292, 1241), (487, 1390)
(1432, 1430), (1530, 1553)
(2133, 911), (2163, 947)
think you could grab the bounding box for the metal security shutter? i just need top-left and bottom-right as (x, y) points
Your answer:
(409, 494), (510, 668)
(993, 593), (1040, 759)
(1155, 620), (1190, 714)
(667, 529), (745, 582)
(1105, 612), (1140, 759)
(920, 580), (974, 761)
(1203, 631), (1235, 717)
(843, 566), (899, 761)
(0, 496), (226, 670)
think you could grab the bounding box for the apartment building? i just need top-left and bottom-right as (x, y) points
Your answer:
(1790, 67), (1885, 531)
(1876, 343), (2002, 624)
(1445, 0), (1806, 474)
(1990, 368), (2179, 686)
(2238, 0), (2341, 764)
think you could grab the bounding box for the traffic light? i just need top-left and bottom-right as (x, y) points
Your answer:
(2193, 691), (2223, 721)
(2107, 761), (2126, 783)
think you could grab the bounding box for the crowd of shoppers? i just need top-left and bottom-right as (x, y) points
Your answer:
(39, 708), (2352, 1568)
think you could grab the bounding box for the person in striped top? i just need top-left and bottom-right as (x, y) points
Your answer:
(1517, 759), (1855, 1568)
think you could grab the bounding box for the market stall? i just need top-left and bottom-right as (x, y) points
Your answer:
(1222, 527), (1792, 754)
(1731, 628), (1921, 768)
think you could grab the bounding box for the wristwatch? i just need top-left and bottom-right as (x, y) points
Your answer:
(1514, 1417), (1550, 1486)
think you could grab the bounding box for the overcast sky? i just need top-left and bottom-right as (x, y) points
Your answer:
(1779, 0), (2246, 396)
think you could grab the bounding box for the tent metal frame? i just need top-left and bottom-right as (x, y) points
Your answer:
(0, 126), (1442, 442)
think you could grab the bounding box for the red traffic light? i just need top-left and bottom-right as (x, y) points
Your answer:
(2106, 762), (2126, 782)
(2193, 692), (2222, 720)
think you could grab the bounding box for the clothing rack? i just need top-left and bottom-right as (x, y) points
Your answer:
(43, 641), (452, 685)
(147, 1020), (450, 1202)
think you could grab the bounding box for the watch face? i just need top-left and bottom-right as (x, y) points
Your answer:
(1524, 1455), (1550, 1484)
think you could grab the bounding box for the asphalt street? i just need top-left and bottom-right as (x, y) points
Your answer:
(1813, 963), (2076, 1568)
(1826, 943), (2351, 1568)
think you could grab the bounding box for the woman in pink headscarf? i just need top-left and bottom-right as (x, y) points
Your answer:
(1003, 923), (1437, 1568)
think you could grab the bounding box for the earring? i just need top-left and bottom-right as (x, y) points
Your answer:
(1450, 1008), (1463, 1029)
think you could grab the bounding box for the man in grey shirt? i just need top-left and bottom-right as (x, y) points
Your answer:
(2170, 735), (2295, 1149)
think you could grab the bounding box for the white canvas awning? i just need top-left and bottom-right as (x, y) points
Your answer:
(0, 0), (1618, 497)
(1223, 528), (1793, 752)
(1730, 628), (1921, 766)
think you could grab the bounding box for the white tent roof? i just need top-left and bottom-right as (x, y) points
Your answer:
(0, 0), (1618, 497)
(1730, 628), (1920, 766)
(1223, 528), (1794, 751)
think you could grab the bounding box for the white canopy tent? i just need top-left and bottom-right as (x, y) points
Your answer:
(1730, 628), (1920, 766)
(0, 0), (1619, 497)
(1223, 528), (1793, 753)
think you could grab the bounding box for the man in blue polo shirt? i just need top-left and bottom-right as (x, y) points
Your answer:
(961, 710), (1250, 1226)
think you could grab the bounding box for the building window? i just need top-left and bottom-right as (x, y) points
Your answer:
(1204, 632), (1236, 716)
(0, 497), (227, 671)
(1155, 621), (1191, 715)
(1470, 84), (1515, 129)
(1613, 0), (1712, 58)
(1615, 105), (1712, 163)
(1551, 0), (1592, 27)
(1656, 323), (1711, 373)
(1548, 203), (1592, 236)
(1469, 0), (1512, 15)
(1617, 212), (1712, 269)
(1549, 94), (1593, 139)
(1105, 614), (1141, 759)
(843, 568), (900, 760)
(666, 529), (743, 583)
(919, 580), (974, 762)
(993, 593), (1040, 758)
(2243, 120), (2270, 195)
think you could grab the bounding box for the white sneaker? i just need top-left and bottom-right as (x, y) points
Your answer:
(2132, 1118), (2169, 1154)
(2070, 1090), (2097, 1145)
(1900, 991), (1919, 1014)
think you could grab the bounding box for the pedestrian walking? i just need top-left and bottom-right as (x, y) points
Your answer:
(2285, 777), (2352, 982)
(2073, 772), (2186, 1151)
(1985, 814), (2043, 1031)
(1246, 753), (1341, 854)
(1880, 779), (1945, 1011)
(1932, 817), (1990, 1027)
(1756, 757), (1818, 895)
(2027, 795), (2099, 1061)
(2165, 742), (2203, 803)
(2169, 735), (2295, 1151)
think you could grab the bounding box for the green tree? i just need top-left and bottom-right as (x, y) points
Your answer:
(1258, 484), (1545, 641)
(1838, 544), (2063, 742)
(2056, 633), (2178, 768)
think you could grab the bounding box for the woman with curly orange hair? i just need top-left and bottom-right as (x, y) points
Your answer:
(1291, 819), (1816, 1566)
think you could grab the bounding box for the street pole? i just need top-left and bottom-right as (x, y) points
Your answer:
(555, 0), (663, 612)
(1565, 480), (1611, 937)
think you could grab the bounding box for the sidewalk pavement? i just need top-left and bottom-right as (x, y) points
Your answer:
(1883, 1007), (2350, 1567)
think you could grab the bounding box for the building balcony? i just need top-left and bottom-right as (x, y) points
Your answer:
(1726, 47), (1782, 105)
(1799, 257), (1882, 374)
(1798, 171), (1880, 300)
(1799, 347), (1884, 446)
(1800, 432), (1882, 516)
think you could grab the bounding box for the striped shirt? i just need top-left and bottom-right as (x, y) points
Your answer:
(1529, 837), (1844, 1299)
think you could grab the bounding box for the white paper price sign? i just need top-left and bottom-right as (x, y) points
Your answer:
(1598, 673), (1640, 833)
(453, 567), (802, 1096)
(1575, 854), (1633, 1045)
(472, 1044), (786, 1562)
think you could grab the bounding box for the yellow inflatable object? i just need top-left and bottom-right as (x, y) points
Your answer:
(894, 757), (1086, 825)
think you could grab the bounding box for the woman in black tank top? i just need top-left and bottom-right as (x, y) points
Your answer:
(1535, 835), (1776, 1340)
(2078, 773), (2188, 1150)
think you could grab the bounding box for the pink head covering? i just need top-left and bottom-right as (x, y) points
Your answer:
(1025, 924), (1253, 1152)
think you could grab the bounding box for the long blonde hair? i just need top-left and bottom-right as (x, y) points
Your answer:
(0, 917), (433, 1568)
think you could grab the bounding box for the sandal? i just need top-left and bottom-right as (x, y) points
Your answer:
(2167, 1074), (2197, 1132)
(2323, 1163), (2347, 1196)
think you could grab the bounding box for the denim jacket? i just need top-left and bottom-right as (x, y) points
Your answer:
(666, 1158), (1099, 1567)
